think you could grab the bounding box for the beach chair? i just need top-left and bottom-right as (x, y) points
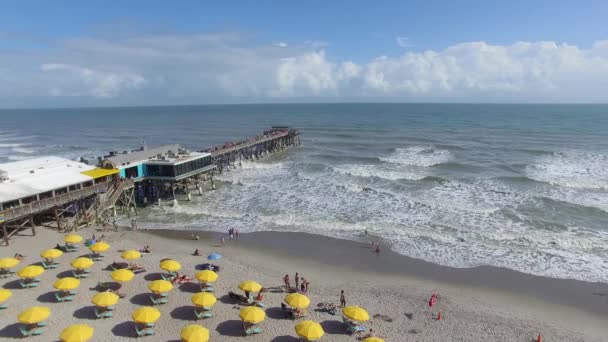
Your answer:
(36, 321), (47, 327)
(19, 280), (40, 288)
(94, 308), (113, 319)
(134, 325), (154, 337)
(19, 326), (44, 337)
(41, 260), (58, 269)
(55, 292), (75, 302)
(244, 326), (262, 335)
(0, 303), (8, 310)
(65, 244), (78, 252)
(72, 270), (89, 279)
(160, 273), (175, 281)
(200, 285), (214, 292)
(194, 308), (213, 320)
(149, 295), (167, 305)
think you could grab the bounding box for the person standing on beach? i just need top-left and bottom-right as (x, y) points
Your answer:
(295, 272), (300, 290)
(283, 274), (290, 290)
(235, 229), (239, 239)
(340, 290), (346, 307)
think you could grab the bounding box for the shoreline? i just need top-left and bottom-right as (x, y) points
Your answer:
(143, 228), (608, 317)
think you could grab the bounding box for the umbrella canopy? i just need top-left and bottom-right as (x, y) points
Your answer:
(191, 292), (217, 307)
(362, 338), (385, 342)
(207, 253), (222, 260)
(0, 257), (20, 269)
(285, 293), (310, 309)
(71, 257), (94, 270)
(40, 248), (64, 260)
(132, 306), (161, 324)
(239, 280), (262, 293)
(89, 242), (110, 253)
(195, 270), (218, 283)
(342, 306), (370, 322)
(180, 324), (209, 342)
(148, 280), (173, 293)
(111, 269), (135, 283)
(239, 306), (266, 323)
(60, 324), (94, 342)
(295, 320), (324, 341)
(53, 277), (80, 291)
(17, 265), (44, 278)
(18, 306), (51, 324)
(160, 259), (181, 272)
(0, 289), (12, 303)
(64, 234), (83, 244)
(121, 250), (141, 260)
(91, 292), (119, 307)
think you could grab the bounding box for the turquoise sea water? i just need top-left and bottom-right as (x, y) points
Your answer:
(1, 103), (607, 282)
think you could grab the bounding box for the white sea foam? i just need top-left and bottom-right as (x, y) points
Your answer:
(11, 146), (35, 154)
(380, 145), (453, 167)
(527, 151), (608, 190)
(333, 163), (425, 181)
(136, 157), (608, 283)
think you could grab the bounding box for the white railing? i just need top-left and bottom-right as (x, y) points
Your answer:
(1, 182), (111, 222)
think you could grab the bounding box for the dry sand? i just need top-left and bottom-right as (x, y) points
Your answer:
(0, 226), (606, 341)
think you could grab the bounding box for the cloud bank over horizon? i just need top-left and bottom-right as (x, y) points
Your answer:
(2, 32), (608, 107)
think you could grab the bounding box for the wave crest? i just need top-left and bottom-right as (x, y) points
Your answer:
(379, 145), (453, 167)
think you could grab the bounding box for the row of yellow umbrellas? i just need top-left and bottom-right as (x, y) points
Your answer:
(17, 307), (93, 342)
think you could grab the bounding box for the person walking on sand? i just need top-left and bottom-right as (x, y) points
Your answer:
(340, 290), (346, 307)
(283, 274), (290, 291)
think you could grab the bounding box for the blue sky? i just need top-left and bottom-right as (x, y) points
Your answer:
(1, 1), (608, 107)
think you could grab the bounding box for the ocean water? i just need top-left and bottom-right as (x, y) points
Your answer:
(1, 104), (608, 282)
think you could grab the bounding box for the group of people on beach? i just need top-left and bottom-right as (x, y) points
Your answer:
(282, 272), (311, 294)
(219, 228), (239, 245)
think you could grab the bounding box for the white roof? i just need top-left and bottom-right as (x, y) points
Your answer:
(0, 156), (95, 203)
(145, 151), (211, 166)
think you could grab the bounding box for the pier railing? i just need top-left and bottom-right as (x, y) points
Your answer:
(207, 131), (290, 156)
(0, 181), (114, 223)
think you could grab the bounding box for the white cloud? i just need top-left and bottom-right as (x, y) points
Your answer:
(1, 33), (608, 106)
(396, 36), (411, 48)
(40, 63), (145, 98)
(273, 42), (288, 48)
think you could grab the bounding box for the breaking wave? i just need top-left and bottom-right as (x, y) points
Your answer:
(379, 146), (453, 167)
(526, 151), (608, 190)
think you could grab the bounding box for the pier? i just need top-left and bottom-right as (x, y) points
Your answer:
(0, 127), (300, 242)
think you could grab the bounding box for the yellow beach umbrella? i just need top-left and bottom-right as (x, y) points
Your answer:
(89, 241), (110, 253)
(0, 289), (12, 303)
(195, 270), (218, 283)
(362, 338), (385, 342)
(18, 306), (51, 324)
(41, 248), (63, 260)
(53, 277), (80, 291)
(342, 305), (369, 322)
(148, 280), (173, 293)
(60, 324), (94, 342)
(285, 293), (310, 309)
(180, 324), (210, 342)
(239, 280), (262, 293)
(64, 234), (83, 244)
(239, 306), (265, 323)
(111, 269), (135, 283)
(17, 265), (44, 278)
(191, 292), (217, 308)
(132, 306), (161, 324)
(160, 259), (181, 272)
(91, 292), (119, 307)
(0, 257), (20, 269)
(71, 257), (94, 270)
(295, 320), (325, 341)
(121, 250), (141, 260)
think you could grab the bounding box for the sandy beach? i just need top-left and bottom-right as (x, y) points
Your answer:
(1, 225), (606, 342)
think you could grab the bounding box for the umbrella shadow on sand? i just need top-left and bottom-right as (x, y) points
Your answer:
(170, 306), (197, 321)
(216, 320), (245, 337)
(270, 336), (300, 342)
(321, 320), (347, 335)
(2, 280), (23, 290)
(36, 291), (58, 303)
(56, 270), (74, 278)
(73, 306), (98, 320)
(144, 273), (163, 281)
(130, 293), (152, 306)
(0, 323), (23, 338)
(178, 282), (199, 293)
(265, 307), (289, 320)
(111, 321), (136, 338)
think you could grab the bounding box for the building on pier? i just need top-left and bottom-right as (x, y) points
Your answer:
(0, 157), (126, 245)
(101, 145), (216, 204)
